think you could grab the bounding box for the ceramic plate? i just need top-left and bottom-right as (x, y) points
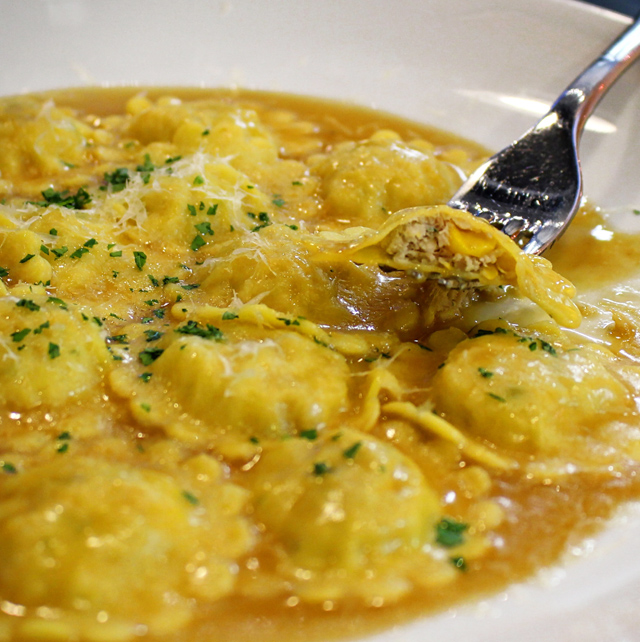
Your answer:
(3, 0), (640, 640)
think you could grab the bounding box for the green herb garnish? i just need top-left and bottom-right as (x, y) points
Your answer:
(133, 251), (147, 270)
(32, 186), (91, 209)
(104, 167), (130, 192)
(11, 328), (31, 343)
(48, 342), (60, 359)
(436, 517), (468, 548)
(182, 490), (199, 505)
(343, 442), (362, 459)
(139, 347), (164, 365)
(313, 462), (331, 476)
(190, 235), (206, 251)
(175, 320), (223, 341)
(16, 299), (40, 312)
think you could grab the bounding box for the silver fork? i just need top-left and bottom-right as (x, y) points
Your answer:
(448, 12), (640, 255)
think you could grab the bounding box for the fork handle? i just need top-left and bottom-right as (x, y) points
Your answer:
(553, 12), (640, 136)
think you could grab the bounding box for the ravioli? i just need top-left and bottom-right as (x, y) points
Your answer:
(0, 286), (110, 409)
(431, 327), (637, 468)
(0, 455), (253, 639)
(312, 204), (581, 328)
(109, 323), (351, 449)
(243, 428), (482, 603)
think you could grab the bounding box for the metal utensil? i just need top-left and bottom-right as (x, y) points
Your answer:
(448, 12), (640, 255)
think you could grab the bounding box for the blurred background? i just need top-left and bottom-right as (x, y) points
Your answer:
(588, 0), (639, 14)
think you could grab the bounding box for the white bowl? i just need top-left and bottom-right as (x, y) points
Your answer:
(3, 1), (640, 640)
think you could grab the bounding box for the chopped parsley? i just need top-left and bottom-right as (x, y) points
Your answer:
(16, 299), (40, 312)
(143, 329), (163, 342)
(207, 204), (218, 216)
(182, 490), (199, 505)
(140, 372), (153, 383)
(222, 311), (239, 320)
(70, 247), (89, 259)
(190, 235), (206, 251)
(175, 320), (224, 341)
(34, 321), (50, 334)
(31, 186), (91, 209)
(251, 211), (271, 232)
(194, 221), (214, 236)
(103, 167), (130, 192)
(472, 327), (508, 338)
(0, 267), (8, 278)
(139, 347), (165, 365)
(51, 246), (68, 259)
(478, 367), (494, 378)
(19, 254), (35, 264)
(299, 429), (318, 440)
(47, 296), (68, 310)
(193, 175), (205, 186)
(539, 339), (557, 356)
(133, 251), (147, 270)
(313, 462), (331, 476)
(136, 154), (155, 183)
(435, 517), (468, 548)
(48, 342), (60, 359)
(11, 328), (31, 343)
(1, 462), (17, 474)
(473, 327), (558, 357)
(343, 442), (362, 459)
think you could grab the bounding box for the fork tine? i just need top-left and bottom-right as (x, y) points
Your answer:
(502, 217), (527, 237)
(447, 14), (640, 256)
